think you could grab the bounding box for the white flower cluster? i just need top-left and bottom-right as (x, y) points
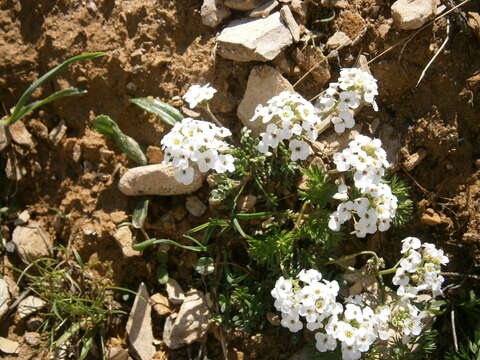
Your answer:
(316, 68), (378, 134)
(272, 269), (392, 360)
(393, 237), (449, 298)
(183, 83), (217, 109)
(329, 135), (397, 237)
(271, 239), (449, 360)
(251, 91), (321, 162)
(161, 118), (234, 185)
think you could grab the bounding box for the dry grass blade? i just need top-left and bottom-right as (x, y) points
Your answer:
(416, 19), (451, 87)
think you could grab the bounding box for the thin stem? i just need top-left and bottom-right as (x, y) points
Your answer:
(294, 201), (310, 229)
(326, 250), (379, 265)
(378, 259), (401, 276)
(203, 102), (224, 128)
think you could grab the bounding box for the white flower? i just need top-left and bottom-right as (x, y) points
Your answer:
(393, 268), (410, 287)
(333, 184), (349, 200)
(214, 154), (235, 173)
(344, 304), (363, 323)
(289, 139), (311, 161)
(339, 91), (361, 109)
(161, 118), (234, 183)
(341, 343), (362, 360)
(401, 237), (422, 253)
(336, 321), (357, 346)
(175, 167), (194, 185)
(315, 333), (337, 352)
(252, 92), (320, 161)
(298, 269), (322, 284)
(328, 212), (342, 231)
(183, 84), (216, 109)
(281, 314), (303, 333)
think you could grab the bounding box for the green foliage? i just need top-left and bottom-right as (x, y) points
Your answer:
(366, 329), (438, 360)
(387, 175), (414, 227)
(210, 128), (300, 210)
(13, 248), (130, 358)
(92, 114), (147, 165)
(445, 332), (480, 360)
(248, 229), (295, 272)
(298, 165), (336, 208)
(1, 52), (105, 126)
(130, 97), (183, 126)
(216, 267), (272, 333)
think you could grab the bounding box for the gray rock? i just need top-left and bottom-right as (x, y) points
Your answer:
(113, 227), (141, 258)
(224, 0), (268, 10)
(14, 210), (30, 226)
(5, 150), (26, 181)
(0, 125), (9, 152)
(126, 283), (155, 360)
(391, 0), (436, 30)
(12, 224), (53, 263)
(48, 120), (67, 146)
(201, 0), (231, 27)
(280, 5), (300, 42)
(0, 278), (10, 318)
(9, 120), (36, 148)
(249, 0), (278, 17)
(118, 164), (204, 196)
(165, 279), (185, 305)
(24, 332), (41, 347)
(150, 293), (171, 316)
(17, 296), (46, 319)
(108, 347), (129, 360)
(326, 31), (352, 50)
(185, 196), (207, 217)
(290, 0), (308, 24)
(0, 337), (19, 354)
(237, 65), (295, 134)
(217, 12), (293, 62)
(163, 290), (210, 349)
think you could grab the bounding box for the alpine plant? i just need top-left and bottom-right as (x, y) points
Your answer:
(161, 118), (234, 185)
(316, 68), (379, 134)
(271, 238), (449, 360)
(251, 91), (320, 162)
(329, 134), (398, 238)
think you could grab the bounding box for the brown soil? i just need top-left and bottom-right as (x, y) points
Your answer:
(0, 0), (479, 359)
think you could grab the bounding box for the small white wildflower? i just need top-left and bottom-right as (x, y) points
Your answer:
(183, 83), (217, 109)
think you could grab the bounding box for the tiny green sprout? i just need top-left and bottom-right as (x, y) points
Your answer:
(91, 114), (147, 166)
(130, 97), (183, 126)
(0, 52), (105, 127)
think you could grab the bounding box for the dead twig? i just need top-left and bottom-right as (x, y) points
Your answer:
(451, 310), (459, 353)
(416, 18), (451, 87)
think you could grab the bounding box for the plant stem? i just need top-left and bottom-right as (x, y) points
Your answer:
(378, 259), (401, 276)
(203, 103), (224, 128)
(326, 250), (380, 265)
(294, 201), (310, 229)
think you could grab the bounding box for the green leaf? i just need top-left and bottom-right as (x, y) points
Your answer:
(133, 238), (204, 252)
(78, 335), (93, 360)
(130, 98), (183, 126)
(11, 88), (87, 124)
(156, 266), (169, 285)
(132, 199), (149, 229)
(194, 257), (215, 275)
(6, 52), (105, 126)
(92, 115), (147, 165)
(234, 212), (271, 219)
(91, 114), (118, 136)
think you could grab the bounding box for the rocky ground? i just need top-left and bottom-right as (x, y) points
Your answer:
(0, 0), (480, 359)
